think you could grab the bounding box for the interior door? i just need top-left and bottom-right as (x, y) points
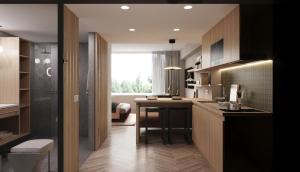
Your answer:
(63, 6), (79, 172)
(88, 32), (108, 150)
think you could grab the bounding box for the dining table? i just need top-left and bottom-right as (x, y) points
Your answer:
(134, 97), (194, 144)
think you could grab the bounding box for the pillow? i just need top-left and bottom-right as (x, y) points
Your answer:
(117, 103), (131, 114)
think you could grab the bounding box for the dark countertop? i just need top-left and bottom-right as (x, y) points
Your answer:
(192, 100), (272, 117)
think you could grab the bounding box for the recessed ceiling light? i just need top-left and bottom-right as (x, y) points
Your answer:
(173, 28), (180, 32)
(129, 28), (135, 32)
(121, 5), (130, 10)
(184, 5), (193, 10)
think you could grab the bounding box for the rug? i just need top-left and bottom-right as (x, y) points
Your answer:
(112, 113), (136, 126)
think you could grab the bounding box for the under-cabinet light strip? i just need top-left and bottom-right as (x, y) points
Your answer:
(219, 60), (273, 72)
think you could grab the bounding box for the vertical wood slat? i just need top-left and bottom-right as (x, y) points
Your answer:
(0, 37), (19, 104)
(64, 6), (79, 172)
(88, 32), (108, 150)
(192, 105), (224, 172)
(92, 32), (108, 150)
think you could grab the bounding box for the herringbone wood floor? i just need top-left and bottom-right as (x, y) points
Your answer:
(80, 126), (212, 172)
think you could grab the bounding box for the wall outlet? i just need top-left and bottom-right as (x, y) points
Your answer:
(74, 95), (79, 102)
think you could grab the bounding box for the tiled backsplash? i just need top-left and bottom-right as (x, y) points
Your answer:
(221, 61), (273, 112)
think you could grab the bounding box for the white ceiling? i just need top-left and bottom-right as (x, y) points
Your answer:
(67, 4), (237, 52)
(0, 4), (237, 52)
(0, 4), (57, 42)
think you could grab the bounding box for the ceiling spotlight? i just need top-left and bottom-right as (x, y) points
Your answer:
(184, 5), (193, 10)
(129, 28), (136, 32)
(121, 5), (130, 10)
(173, 28), (180, 32)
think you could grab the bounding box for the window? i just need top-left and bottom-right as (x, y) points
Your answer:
(111, 53), (152, 94)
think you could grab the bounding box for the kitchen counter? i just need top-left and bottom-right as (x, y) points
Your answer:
(192, 101), (272, 117)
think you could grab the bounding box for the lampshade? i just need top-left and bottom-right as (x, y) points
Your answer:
(164, 39), (182, 70)
(164, 66), (182, 70)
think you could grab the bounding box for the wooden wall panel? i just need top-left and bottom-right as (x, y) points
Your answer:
(192, 105), (224, 172)
(98, 34), (108, 149)
(88, 32), (108, 150)
(0, 37), (19, 104)
(224, 6), (240, 63)
(64, 6), (79, 172)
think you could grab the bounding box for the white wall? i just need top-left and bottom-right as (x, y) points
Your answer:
(180, 43), (201, 59)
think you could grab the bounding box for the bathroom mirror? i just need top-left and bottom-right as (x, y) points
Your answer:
(229, 84), (239, 102)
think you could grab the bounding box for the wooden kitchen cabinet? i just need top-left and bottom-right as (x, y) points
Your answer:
(201, 5), (272, 69)
(201, 31), (211, 69)
(192, 105), (224, 172)
(192, 103), (272, 172)
(223, 6), (239, 63)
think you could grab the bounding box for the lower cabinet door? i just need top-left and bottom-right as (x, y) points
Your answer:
(192, 105), (224, 172)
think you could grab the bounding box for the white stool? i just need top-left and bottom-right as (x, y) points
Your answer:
(8, 139), (53, 172)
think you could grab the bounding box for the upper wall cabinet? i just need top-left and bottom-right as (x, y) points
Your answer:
(202, 5), (273, 69)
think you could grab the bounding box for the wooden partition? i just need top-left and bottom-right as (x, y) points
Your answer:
(0, 37), (19, 104)
(64, 6), (79, 172)
(88, 32), (108, 150)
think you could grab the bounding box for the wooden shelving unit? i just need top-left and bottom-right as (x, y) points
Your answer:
(19, 39), (31, 135)
(0, 37), (31, 147)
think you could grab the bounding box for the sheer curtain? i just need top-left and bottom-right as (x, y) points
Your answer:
(152, 51), (166, 94)
(152, 51), (181, 95)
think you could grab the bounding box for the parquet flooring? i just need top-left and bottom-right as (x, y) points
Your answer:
(80, 126), (212, 172)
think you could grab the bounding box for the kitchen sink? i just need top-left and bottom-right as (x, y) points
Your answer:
(219, 108), (264, 112)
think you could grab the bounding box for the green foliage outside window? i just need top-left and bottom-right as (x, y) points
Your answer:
(112, 75), (152, 93)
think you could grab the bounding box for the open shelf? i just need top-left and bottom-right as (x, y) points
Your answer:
(20, 107), (30, 134)
(0, 112), (19, 120)
(20, 71), (30, 74)
(20, 54), (29, 58)
(0, 134), (19, 146)
(19, 39), (31, 136)
(20, 104), (30, 108)
(187, 68), (210, 73)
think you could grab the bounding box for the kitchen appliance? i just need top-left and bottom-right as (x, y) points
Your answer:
(229, 84), (241, 110)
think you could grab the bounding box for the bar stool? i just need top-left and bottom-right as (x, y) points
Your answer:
(145, 107), (167, 144)
(167, 107), (192, 144)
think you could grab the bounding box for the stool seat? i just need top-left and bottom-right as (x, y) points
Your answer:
(11, 139), (53, 154)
